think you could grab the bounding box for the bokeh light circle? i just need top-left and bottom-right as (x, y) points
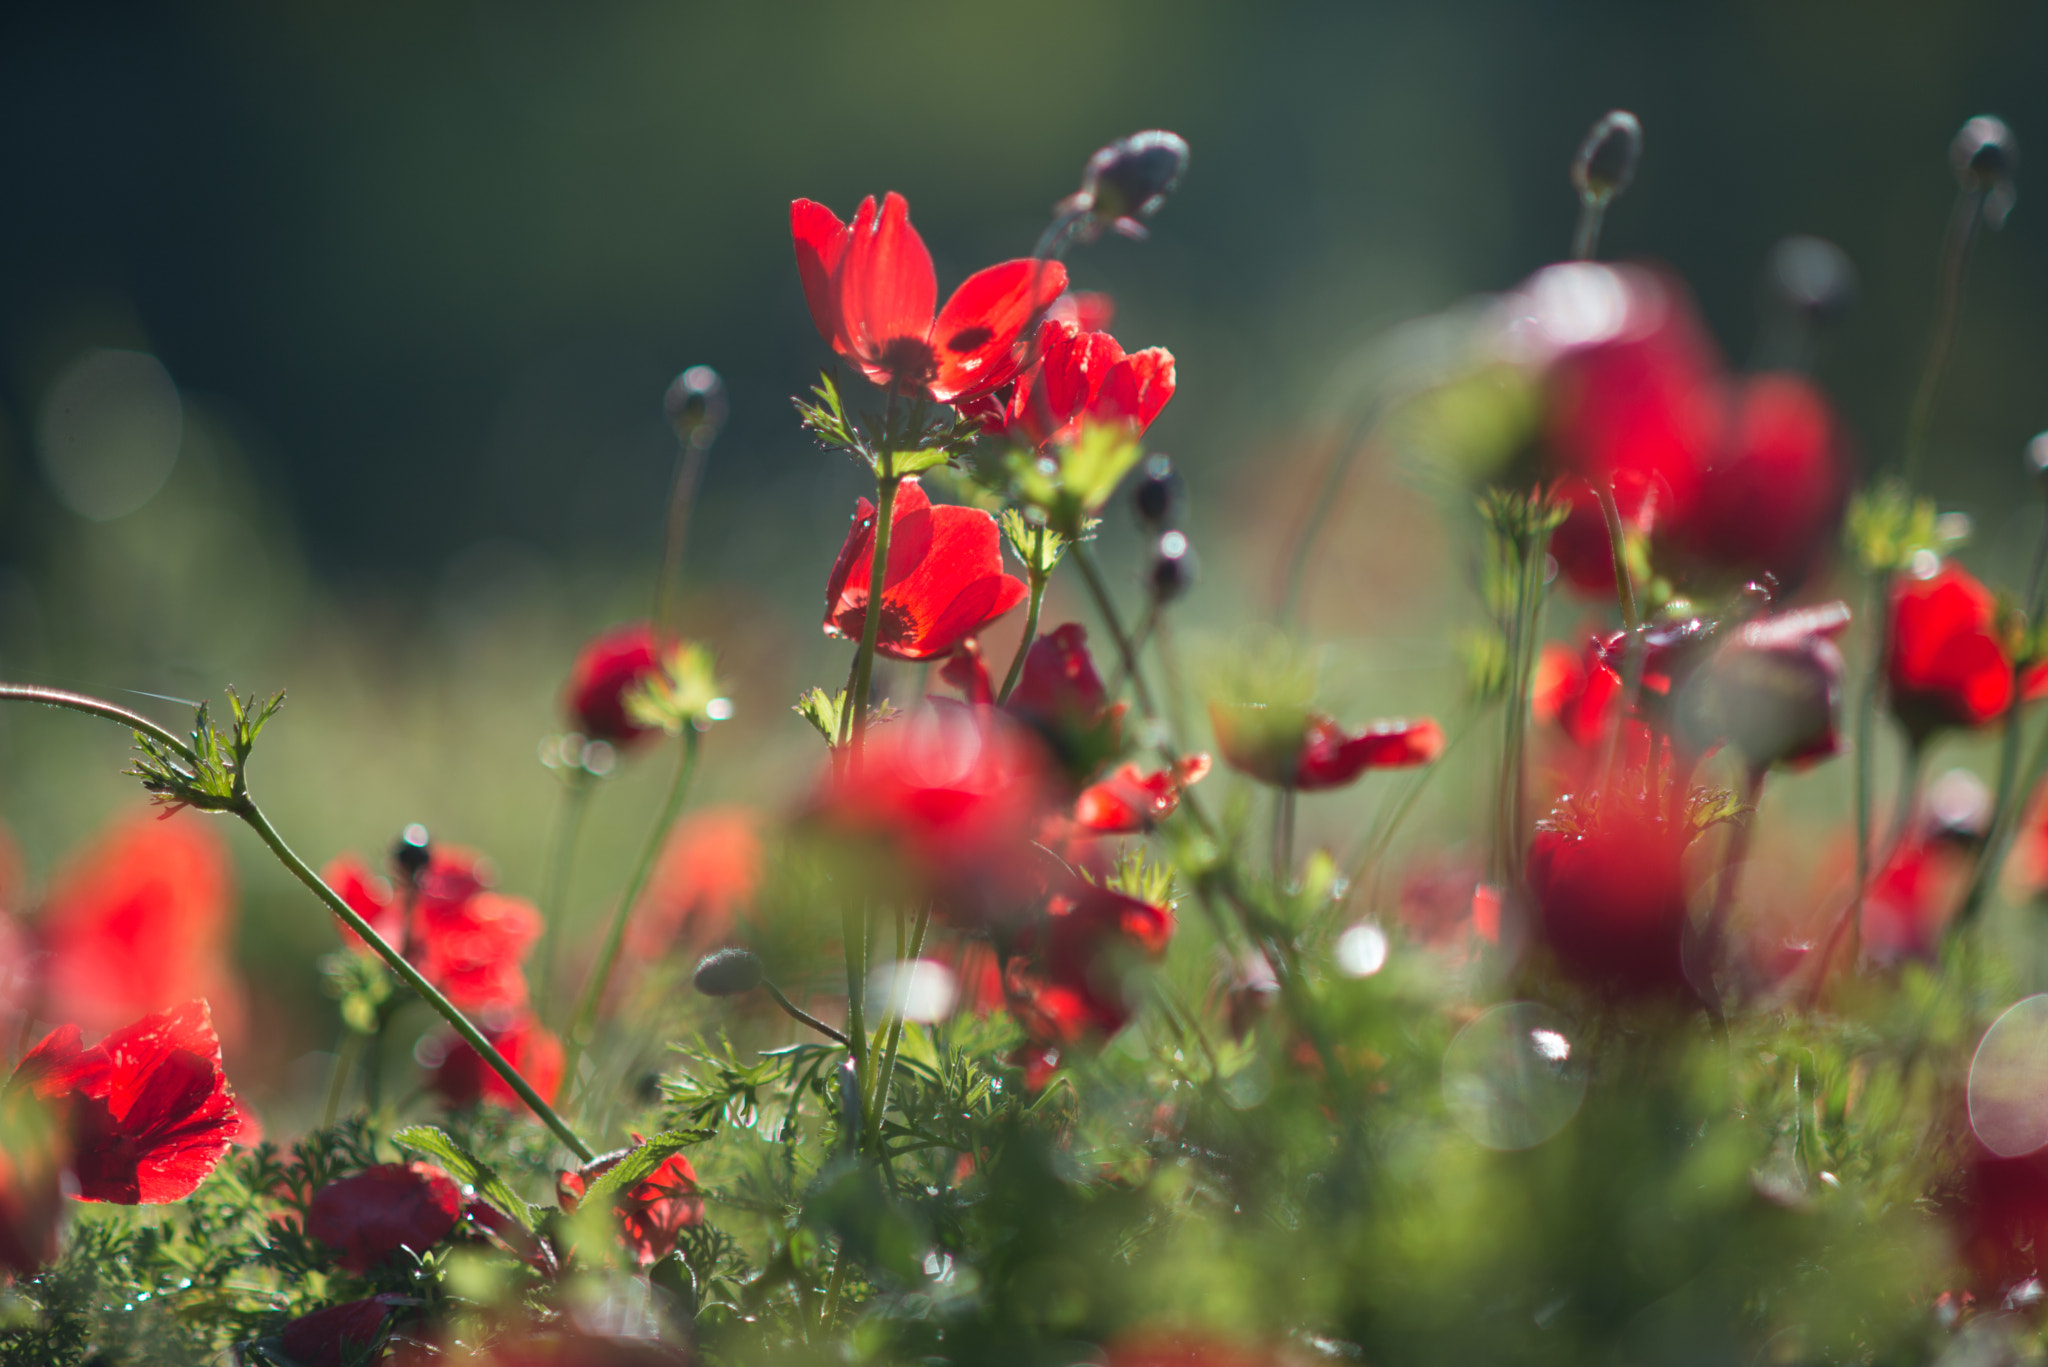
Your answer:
(37, 348), (182, 521)
(1968, 994), (2048, 1158)
(1442, 1001), (1589, 1151)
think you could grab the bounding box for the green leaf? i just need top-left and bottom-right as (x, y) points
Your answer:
(582, 1128), (713, 1209)
(889, 446), (955, 476)
(794, 687), (848, 746)
(627, 642), (726, 733)
(393, 1125), (537, 1230)
(1000, 509), (1068, 577)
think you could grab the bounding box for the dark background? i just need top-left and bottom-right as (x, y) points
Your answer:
(2, 0), (2046, 603)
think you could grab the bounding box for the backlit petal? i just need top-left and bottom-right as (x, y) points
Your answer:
(791, 199), (850, 352)
(930, 259), (1070, 403)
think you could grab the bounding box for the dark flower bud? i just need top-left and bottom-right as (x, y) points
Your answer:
(1133, 454), (1178, 529)
(693, 947), (764, 997)
(2026, 431), (2048, 484)
(1571, 111), (1643, 204)
(391, 823), (431, 886)
(1076, 131), (1190, 240)
(1768, 235), (1856, 325)
(1150, 530), (1196, 602)
(1676, 602), (1851, 772)
(1952, 115), (2018, 191)
(664, 365), (728, 452)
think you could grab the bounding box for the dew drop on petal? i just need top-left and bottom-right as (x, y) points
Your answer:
(1442, 1001), (1588, 1151)
(1335, 922), (1389, 977)
(1969, 994), (2048, 1157)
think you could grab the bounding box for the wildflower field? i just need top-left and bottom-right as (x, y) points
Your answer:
(6, 14), (2048, 1363)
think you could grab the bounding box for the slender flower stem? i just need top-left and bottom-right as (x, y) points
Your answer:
(653, 437), (713, 638)
(863, 901), (932, 1152)
(1571, 198), (1609, 263)
(1272, 787), (1296, 887)
(1850, 569), (1892, 960)
(238, 799), (594, 1160)
(997, 533), (1049, 705)
(0, 684), (197, 762)
(842, 902), (868, 1105)
(764, 982), (850, 1046)
(1071, 540), (1159, 721)
(563, 726), (702, 1095)
(849, 469), (901, 766)
(533, 768), (595, 1014)
(1901, 187), (1987, 489)
(1594, 484), (1639, 631)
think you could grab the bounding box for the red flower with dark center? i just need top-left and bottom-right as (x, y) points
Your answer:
(823, 478), (1029, 662)
(1660, 373), (1852, 591)
(1525, 792), (1703, 999)
(1075, 756), (1212, 834)
(425, 1012), (565, 1114)
(563, 622), (666, 747)
(1008, 882), (1173, 1048)
(557, 1136), (704, 1266)
(966, 318), (1177, 450)
(324, 847), (540, 1011)
(11, 999), (240, 1204)
(806, 705), (1058, 927)
(1887, 564), (2045, 741)
(1210, 703), (1443, 790)
(38, 812), (242, 1046)
(792, 192), (1066, 403)
(278, 1296), (403, 1367)
(307, 1162), (463, 1272)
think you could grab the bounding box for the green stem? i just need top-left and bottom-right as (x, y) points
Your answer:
(0, 684), (198, 763)
(1594, 482), (1639, 631)
(236, 798), (593, 1160)
(1852, 570), (1892, 946)
(1273, 787), (1296, 887)
(1901, 187), (1985, 488)
(1071, 540), (1159, 722)
(563, 726), (702, 1094)
(763, 982), (850, 1046)
(863, 902), (932, 1152)
(533, 769), (595, 1015)
(1572, 196), (1610, 262)
(842, 902), (868, 1107)
(997, 539), (1049, 706)
(850, 467), (901, 765)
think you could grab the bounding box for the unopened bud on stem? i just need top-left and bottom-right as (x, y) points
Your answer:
(1572, 111), (1643, 205)
(693, 947), (764, 997)
(1056, 130), (1190, 247)
(2026, 431), (2048, 484)
(665, 366), (728, 452)
(1769, 235), (1857, 326)
(1133, 454), (1179, 529)
(1952, 115), (2018, 228)
(1150, 530), (1196, 602)
(392, 823), (431, 886)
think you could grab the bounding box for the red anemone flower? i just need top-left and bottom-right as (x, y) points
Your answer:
(1074, 756), (1212, 834)
(324, 847), (541, 1012)
(563, 622), (666, 748)
(424, 1012), (565, 1114)
(627, 807), (761, 960)
(1005, 623), (1128, 778)
(964, 318), (1177, 450)
(792, 192), (1066, 403)
(557, 1136), (704, 1266)
(1525, 791), (1703, 999)
(1887, 563), (2045, 741)
(1210, 704), (1443, 790)
(278, 1297), (404, 1367)
(823, 478), (1029, 662)
(307, 1162), (464, 1272)
(1007, 882), (1174, 1080)
(806, 705), (1057, 927)
(38, 812), (242, 1046)
(11, 999), (239, 1204)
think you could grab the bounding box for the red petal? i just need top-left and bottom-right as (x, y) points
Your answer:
(1093, 346), (1176, 433)
(1016, 321), (1123, 447)
(1296, 718), (1445, 790)
(791, 198), (850, 352)
(874, 500), (1024, 660)
(930, 259), (1069, 404)
(837, 192), (937, 390)
(825, 480), (940, 644)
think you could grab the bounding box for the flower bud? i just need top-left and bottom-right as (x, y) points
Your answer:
(2026, 431), (2048, 485)
(1133, 454), (1179, 529)
(1768, 235), (1856, 326)
(1075, 131), (1190, 240)
(664, 365), (728, 452)
(1571, 110), (1642, 204)
(391, 823), (431, 886)
(1150, 530), (1196, 602)
(693, 947), (764, 997)
(1953, 115), (2018, 191)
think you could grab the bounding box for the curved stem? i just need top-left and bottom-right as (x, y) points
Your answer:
(1572, 196), (1609, 262)
(1852, 571), (1893, 950)
(763, 982), (850, 1047)
(1594, 482), (1639, 631)
(997, 535), (1049, 706)
(238, 799), (593, 1160)
(653, 438), (712, 637)
(1901, 187), (1985, 488)
(863, 902), (932, 1152)
(1071, 540), (1159, 722)
(533, 770), (595, 1015)
(849, 470), (900, 766)
(0, 683), (197, 763)
(563, 726), (702, 1091)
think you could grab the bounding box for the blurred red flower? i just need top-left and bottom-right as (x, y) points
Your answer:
(1887, 564), (2044, 740)
(1005, 623), (1128, 778)
(1531, 642), (1621, 750)
(279, 1296), (402, 1367)
(37, 812), (242, 1047)
(823, 478), (1030, 662)
(1008, 882), (1174, 1056)
(806, 706), (1058, 927)
(1955, 1143), (2048, 1296)
(425, 1012), (565, 1114)
(1210, 704), (1443, 790)
(1102, 1329), (1292, 1367)
(628, 807), (761, 960)
(791, 192), (1066, 403)
(307, 1162), (463, 1272)
(1075, 756), (1212, 834)
(11, 999), (239, 1204)
(1526, 792), (1703, 999)
(557, 1136), (704, 1266)
(324, 847), (540, 1011)
(563, 622), (665, 747)
(963, 317), (1177, 450)
(1660, 373), (1852, 591)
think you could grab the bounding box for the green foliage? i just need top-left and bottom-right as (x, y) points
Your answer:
(1006, 423), (1144, 537)
(627, 642), (726, 734)
(393, 1124), (539, 1229)
(1846, 478), (1971, 574)
(999, 508), (1071, 580)
(128, 688), (283, 813)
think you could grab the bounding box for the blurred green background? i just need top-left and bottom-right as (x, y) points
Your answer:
(1, 0), (2045, 1107)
